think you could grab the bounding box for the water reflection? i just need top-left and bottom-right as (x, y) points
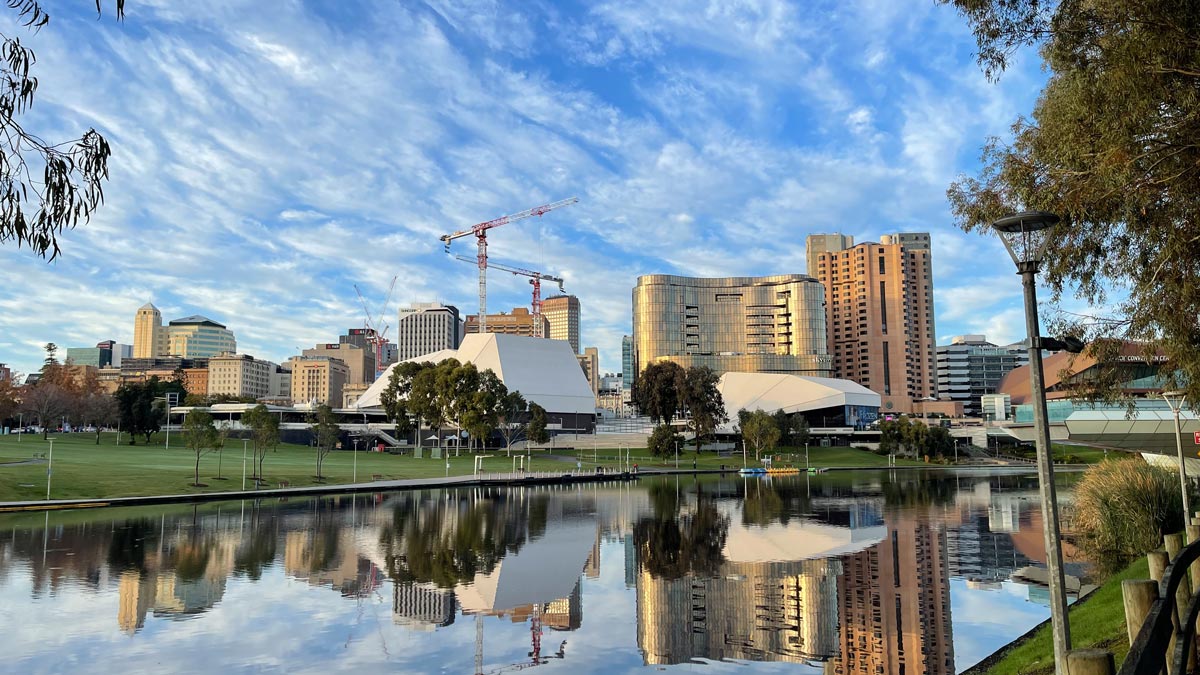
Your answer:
(0, 470), (1069, 673)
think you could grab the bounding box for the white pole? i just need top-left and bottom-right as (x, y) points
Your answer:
(675, 440), (679, 469)
(165, 401), (171, 450)
(353, 439), (359, 483)
(242, 439), (248, 491)
(46, 439), (54, 500)
(17, 413), (22, 443)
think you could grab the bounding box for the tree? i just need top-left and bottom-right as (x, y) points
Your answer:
(0, 373), (19, 426)
(943, 0), (1200, 404)
(242, 404), (279, 480)
(647, 423), (684, 459)
(462, 369), (506, 452)
(309, 404), (340, 481)
(181, 410), (219, 487)
(380, 362), (430, 446)
(409, 360), (452, 448)
(632, 361), (685, 424)
(929, 426), (955, 459)
(527, 403), (549, 446)
(114, 379), (167, 444)
(680, 366), (726, 454)
(21, 382), (69, 438)
(77, 392), (118, 444)
(496, 391), (528, 453)
(0, 2), (122, 260)
(793, 415), (811, 449)
(738, 409), (780, 462)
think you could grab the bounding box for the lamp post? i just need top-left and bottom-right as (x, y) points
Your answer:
(353, 438), (359, 483)
(46, 438), (54, 500)
(1163, 391), (1191, 528)
(674, 440), (679, 469)
(242, 438), (248, 491)
(993, 210), (1071, 673)
(17, 412), (22, 443)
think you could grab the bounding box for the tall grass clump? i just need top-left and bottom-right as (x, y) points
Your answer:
(1073, 458), (1187, 562)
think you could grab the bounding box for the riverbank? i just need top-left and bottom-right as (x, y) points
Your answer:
(964, 555), (1149, 675)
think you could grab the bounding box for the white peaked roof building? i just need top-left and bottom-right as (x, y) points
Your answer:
(355, 333), (597, 415)
(717, 372), (881, 431)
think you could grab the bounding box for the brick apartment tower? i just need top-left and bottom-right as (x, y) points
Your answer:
(807, 233), (937, 413)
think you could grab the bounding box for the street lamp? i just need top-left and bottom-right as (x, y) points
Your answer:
(353, 438), (359, 483)
(242, 438), (248, 491)
(46, 438), (54, 500)
(993, 210), (1072, 672)
(1163, 391), (1192, 526)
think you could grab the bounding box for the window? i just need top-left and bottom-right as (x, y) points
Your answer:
(879, 257), (885, 274)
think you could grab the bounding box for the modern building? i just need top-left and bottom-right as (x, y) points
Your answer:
(357, 333), (597, 434)
(935, 335), (1029, 417)
(576, 346), (600, 396)
(805, 233), (855, 276)
(167, 316), (237, 359)
(542, 295), (581, 353)
(133, 302), (169, 358)
(288, 356), (349, 408)
(632, 274), (830, 378)
(998, 340), (1168, 405)
(395, 302), (462, 361)
(303, 342), (376, 386)
(717, 372), (881, 430)
(464, 307), (550, 340)
(808, 232), (936, 414)
(207, 354), (274, 400)
(980, 393), (1012, 421)
(268, 364), (292, 401)
(621, 335), (635, 390)
(67, 341), (116, 368)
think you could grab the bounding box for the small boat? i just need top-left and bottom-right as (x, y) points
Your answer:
(738, 467), (767, 475)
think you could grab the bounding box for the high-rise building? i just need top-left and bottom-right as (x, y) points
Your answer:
(632, 274), (830, 378)
(133, 302), (168, 358)
(289, 356), (349, 407)
(464, 307), (549, 339)
(268, 364), (292, 401)
(576, 346), (600, 396)
(67, 340), (132, 368)
(805, 233), (854, 276)
(808, 232), (936, 413)
(621, 335), (635, 390)
(303, 342), (376, 386)
(167, 316), (237, 358)
(543, 295), (581, 353)
(207, 354), (274, 399)
(935, 335), (1029, 417)
(395, 302), (462, 361)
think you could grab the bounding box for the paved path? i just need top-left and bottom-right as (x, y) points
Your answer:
(0, 458), (47, 467)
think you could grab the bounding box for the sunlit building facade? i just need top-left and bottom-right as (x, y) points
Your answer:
(632, 274), (830, 377)
(167, 316), (237, 359)
(542, 294), (581, 354)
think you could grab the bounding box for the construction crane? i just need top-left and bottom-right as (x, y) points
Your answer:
(439, 197), (578, 333)
(353, 275), (398, 379)
(452, 255), (564, 338)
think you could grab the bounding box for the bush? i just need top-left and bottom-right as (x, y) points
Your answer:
(647, 424), (684, 459)
(1073, 458), (1188, 562)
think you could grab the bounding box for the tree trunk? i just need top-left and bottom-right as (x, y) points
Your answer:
(216, 448), (223, 479)
(95, 429), (101, 445)
(194, 453), (201, 486)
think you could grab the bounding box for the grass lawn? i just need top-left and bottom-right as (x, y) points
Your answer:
(556, 444), (926, 470)
(976, 555), (1149, 675)
(0, 432), (575, 501)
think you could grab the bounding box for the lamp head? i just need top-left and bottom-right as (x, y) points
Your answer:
(991, 211), (1063, 269)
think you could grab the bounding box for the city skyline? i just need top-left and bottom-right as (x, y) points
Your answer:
(0, 1), (1064, 378)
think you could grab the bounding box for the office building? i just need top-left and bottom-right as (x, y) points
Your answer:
(980, 393), (1011, 421)
(303, 342), (375, 386)
(382, 343), (398, 366)
(207, 354), (274, 399)
(936, 335), (1028, 417)
(621, 335), (635, 390)
(289, 356), (349, 408)
(576, 346), (599, 396)
(395, 302), (462, 360)
(632, 274), (830, 378)
(808, 232), (936, 413)
(805, 233), (855, 276)
(133, 302), (169, 358)
(464, 307), (550, 339)
(267, 364), (292, 402)
(543, 295), (581, 353)
(66, 340), (131, 369)
(167, 316), (237, 358)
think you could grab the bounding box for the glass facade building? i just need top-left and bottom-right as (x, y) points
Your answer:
(935, 335), (1028, 417)
(167, 316), (237, 359)
(621, 335), (635, 390)
(632, 274), (830, 377)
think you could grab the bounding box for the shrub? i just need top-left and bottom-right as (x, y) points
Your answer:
(1073, 458), (1188, 562)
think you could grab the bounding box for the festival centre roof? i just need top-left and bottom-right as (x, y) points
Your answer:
(355, 333), (596, 415)
(717, 372), (881, 428)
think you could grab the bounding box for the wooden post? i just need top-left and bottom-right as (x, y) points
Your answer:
(1066, 649), (1115, 675)
(1146, 551), (1183, 674)
(1124, 580), (1160, 645)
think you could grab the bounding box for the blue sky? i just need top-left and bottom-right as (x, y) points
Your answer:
(0, 0), (1052, 376)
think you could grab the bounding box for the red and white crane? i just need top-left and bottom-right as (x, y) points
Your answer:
(452, 255), (564, 338)
(353, 275), (397, 380)
(439, 197), (577, 333)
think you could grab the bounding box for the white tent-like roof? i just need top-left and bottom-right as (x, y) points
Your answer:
(717, 372), (881, 430)
(355, 333), (596, 415)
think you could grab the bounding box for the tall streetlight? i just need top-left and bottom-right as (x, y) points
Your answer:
(241, 438), (249, 491)
(45, 438), (54, 500)
(1163, 391), (1191, 527)
(993, 210), (1072, 673)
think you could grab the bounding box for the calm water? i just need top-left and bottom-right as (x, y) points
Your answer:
(0, 470), (1082, 674)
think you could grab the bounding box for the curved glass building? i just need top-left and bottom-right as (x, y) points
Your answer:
(632, 274), (830, 377)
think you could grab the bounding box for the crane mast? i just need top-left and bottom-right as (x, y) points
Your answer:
(439, 197), (577, 333)
(452, 255), (564, 338)
(353, 276), (397, 379)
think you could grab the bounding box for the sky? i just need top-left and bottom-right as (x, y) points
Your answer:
(0, 0), (1053, 377)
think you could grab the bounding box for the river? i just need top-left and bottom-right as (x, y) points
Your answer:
(0, 469), (1084, 674)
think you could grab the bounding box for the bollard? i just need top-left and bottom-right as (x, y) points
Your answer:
(1123, 579), (1159, 646)
(1067, 649), (1115, 675)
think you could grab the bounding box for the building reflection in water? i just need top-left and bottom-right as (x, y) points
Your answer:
(0, 473), (1054, 673)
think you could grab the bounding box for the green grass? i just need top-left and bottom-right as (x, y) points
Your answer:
(555, 444), (926, 469)
(0, 432), (576, 501)
(1052, 443), (1121, 464)
(979, 555), (1149, 675)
